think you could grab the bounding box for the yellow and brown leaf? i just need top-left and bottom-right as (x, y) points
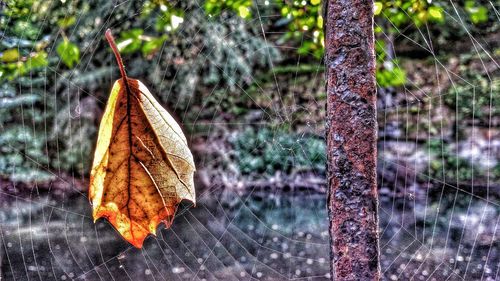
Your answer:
(89, 78), (195, 248)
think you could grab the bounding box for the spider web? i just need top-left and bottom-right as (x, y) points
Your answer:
(0, 1), (498, 281)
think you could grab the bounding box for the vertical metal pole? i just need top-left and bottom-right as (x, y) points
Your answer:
(324, 0), (380, 280)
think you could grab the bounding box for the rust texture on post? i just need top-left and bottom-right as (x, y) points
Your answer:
(324, 0), (380, 280)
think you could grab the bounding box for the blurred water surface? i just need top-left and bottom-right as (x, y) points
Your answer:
(0, 188), (498, 280)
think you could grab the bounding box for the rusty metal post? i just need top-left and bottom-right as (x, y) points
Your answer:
(324, 0), (380, 280)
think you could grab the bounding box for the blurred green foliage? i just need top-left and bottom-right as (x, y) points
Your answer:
(0, 82), (53, 182)
(277, 0), (324, 58)
(57, 39), (80, 68)
(0, 0), (497, 184)
(375, 40), (406, 88)
(232, 128), (325, 175)
(205, 0), (494, 88)
(422, 139), (500, 183)
(375, 0), (446, 26)
(425, 139), (477, 183)
(465, 0), (489, 25)
(444, 69), (500, 120)
(205, 0), (253, 19)
(0, 0), (279, 181)
(114, 28), (167, 57)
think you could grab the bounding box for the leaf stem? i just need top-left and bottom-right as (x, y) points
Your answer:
(105, 28), (128, 80)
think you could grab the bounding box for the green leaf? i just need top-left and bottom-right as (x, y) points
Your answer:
(26, 51), (48, 69)
(466, 5), (488, 24)
(57, 16), (76, 28)
(317, 15), (323, 28)
(376, 61), (406, 88)
(12, 51), (48, 77)
(428, 6), (444, 23)
(237, 6), (250, 19)
(1, 49), (19, 62)
(374, 2), (383, 16)
(141, 36), (167, 56)
(117, 29), (143, 53)
(57, 40), (80, 68)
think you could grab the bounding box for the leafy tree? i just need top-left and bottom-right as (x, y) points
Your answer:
(204, 0), (496, 87)
(0, 0), (278, 182)
(0, 0), (497, 183)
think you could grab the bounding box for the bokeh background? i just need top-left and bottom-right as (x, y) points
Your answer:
(0, 0), (498, 280)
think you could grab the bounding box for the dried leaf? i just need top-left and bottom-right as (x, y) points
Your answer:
(89, 29), (195, 248)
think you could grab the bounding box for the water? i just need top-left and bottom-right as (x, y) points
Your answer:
(0, 187), (497, 280)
